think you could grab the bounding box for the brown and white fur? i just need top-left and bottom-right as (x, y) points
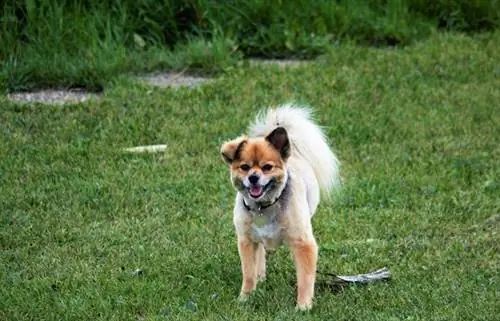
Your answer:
(220, 104), (340, 310)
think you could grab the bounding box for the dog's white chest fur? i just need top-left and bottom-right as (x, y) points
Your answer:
(250, 216), (281, 249)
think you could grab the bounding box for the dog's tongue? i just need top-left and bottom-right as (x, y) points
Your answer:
(249, 185), (263, 198)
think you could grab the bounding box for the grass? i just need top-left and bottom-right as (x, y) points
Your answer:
(0, 1), (241, 92)
(1, 31), (500, 320)
(2, 0), (500, 92)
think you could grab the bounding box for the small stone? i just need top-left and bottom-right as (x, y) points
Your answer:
(132, 269), (145, 277)
(185, 298), (197, 312)
(159, 307), (171, 317)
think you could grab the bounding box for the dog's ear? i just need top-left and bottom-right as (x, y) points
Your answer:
(221, 136), (247, 164)
(266, 127), (290, 160)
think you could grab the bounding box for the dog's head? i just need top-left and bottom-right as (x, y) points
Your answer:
(221, 127), (290, 201)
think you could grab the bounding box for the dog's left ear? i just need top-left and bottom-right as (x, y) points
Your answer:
(221, 136), (247, 164)
(266, 127), (290, 160)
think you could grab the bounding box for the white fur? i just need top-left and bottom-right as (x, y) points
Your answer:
(248, 103), (341, 194)
(251, 221), (280, 247)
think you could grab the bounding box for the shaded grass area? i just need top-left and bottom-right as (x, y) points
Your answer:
(2, 0), (500, 92)
(1, 32), (499, 320)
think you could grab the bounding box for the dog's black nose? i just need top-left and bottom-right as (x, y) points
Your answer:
(248, 174), (259, 184)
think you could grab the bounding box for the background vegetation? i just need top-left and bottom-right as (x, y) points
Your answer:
(1, 0), (500, 92)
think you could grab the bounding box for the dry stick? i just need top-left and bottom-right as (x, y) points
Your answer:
(123, 144), (167, 153)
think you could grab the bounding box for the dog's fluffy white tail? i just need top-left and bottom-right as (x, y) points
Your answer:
(249, 103), (340, 194)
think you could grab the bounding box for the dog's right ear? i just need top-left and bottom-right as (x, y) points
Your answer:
(220, 136), (247, 164)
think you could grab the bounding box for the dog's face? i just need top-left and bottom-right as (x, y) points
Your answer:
(221, 127), (290, 201)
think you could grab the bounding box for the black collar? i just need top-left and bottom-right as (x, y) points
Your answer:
(243, 196), (280, 213)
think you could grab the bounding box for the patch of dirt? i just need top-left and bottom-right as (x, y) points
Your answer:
(6, 60), (310, 103)
(7, 89), (100, 105)
(248, 59), (311, 68)
(136, 72), (213, 88)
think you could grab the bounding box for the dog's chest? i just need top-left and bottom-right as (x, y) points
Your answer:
(250, 216), (282, 249)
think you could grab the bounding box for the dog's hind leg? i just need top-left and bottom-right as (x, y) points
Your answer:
(256, 243), (266, 282)
(291, 237), (318, 310)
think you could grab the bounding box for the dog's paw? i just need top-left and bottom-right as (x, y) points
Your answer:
(295, 301), (313, 311)
(237, 292), (250, 303)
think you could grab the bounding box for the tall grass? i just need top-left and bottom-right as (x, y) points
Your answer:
(1, 0), (499, 92)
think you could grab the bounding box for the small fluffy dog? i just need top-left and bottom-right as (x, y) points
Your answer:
(220, 104), (340, 310)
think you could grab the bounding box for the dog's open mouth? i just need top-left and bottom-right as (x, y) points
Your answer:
(249, 185), (264, 198)
(248, 179), (275, 199)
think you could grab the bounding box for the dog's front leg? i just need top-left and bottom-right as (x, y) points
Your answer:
(291, 237), (318, 310)
(237, 237), (258, 301)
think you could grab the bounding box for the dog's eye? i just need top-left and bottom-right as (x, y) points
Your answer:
(240, 164), (251, 171)
(262, 164), (273, 172)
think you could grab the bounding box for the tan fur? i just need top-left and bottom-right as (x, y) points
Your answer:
(255, 243), (266, 281)
(221, 105), (340, 311)
(237, 237), (257, 299)
(291, 239), (318, 309)
(221, 135), (247, 164)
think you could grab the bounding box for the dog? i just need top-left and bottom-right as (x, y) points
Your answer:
(220, 104), (340, 310)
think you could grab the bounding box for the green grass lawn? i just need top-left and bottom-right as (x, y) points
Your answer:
(1, 32), (499, 320)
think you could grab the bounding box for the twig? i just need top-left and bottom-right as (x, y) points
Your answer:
(123, 144), (167, 153)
